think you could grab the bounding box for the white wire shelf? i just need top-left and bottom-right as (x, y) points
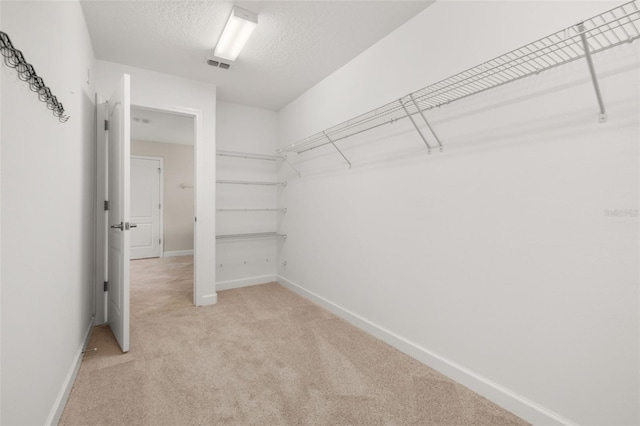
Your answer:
(216, 150), (280, 161)
(215, 232), (287, 241)
(216, 179), (286, 186)
(276, 1), (640, 157)
(216, 149), (301, 176)
(217, 208), (287, 212)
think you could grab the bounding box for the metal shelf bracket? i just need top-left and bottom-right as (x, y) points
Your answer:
(279, 154), (301, 177)
(323, 131), (352, 168)
(578, 23), (608, 123)
(409, 94), (443, 152)
(400, 97), (432, 154)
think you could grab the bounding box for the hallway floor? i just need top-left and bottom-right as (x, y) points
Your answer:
(60, 256), (527, 425)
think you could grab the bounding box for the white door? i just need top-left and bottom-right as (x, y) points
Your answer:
(107, 74), (131, 353)
(130, 157), (162, 260)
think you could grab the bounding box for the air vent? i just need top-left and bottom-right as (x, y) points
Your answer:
(207, 59), (231, 70)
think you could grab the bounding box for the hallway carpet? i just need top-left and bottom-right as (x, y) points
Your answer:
(60, 256), (528, 425)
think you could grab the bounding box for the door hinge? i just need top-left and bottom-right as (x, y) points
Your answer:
(158, 167), (161, 173)
(104, 119), (109, 131)
(103, 281), (108, 292)
(159, 238), (162, 245)
(104, 200), (109, 211)
(159, 203), (161, 209)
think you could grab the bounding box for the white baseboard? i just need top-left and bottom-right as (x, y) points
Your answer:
(198, 293), (218, 306)
(276, 275), (575, 426)
(216, 274), (276, 291)
(46, 316), (94, 426)
(163, 250), (193, 257)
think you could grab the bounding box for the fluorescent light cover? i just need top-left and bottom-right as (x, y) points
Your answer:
(214, 6), (258, 61)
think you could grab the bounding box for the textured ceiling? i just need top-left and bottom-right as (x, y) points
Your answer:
(131, 107), (194, 145)
(80, 1), (432, 111)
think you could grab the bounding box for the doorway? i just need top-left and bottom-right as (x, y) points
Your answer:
(95, 75), (216, 352)
(129, 106), (196, 301)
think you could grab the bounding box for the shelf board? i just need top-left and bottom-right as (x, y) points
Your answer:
(216, 150), (280, 161)
(216, 179), (286, 186)
(215, 232), (287, 241)
(216, 208), (287, 212)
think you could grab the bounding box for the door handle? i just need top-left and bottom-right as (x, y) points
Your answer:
(110, 222), (137, 230)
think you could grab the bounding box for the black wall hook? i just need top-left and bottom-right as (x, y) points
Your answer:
(0, 31), (70, 123)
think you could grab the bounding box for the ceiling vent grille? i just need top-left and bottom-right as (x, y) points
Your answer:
(207, 59), (231, 70)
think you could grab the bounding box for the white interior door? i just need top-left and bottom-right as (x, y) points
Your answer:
(107, 74), (131, 353)
(130, 157), (162, 260)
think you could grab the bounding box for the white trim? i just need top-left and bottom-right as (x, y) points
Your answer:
(216, 274), (276, 291)
(95, 98), (108, 325)
(163, 249), (194, 257)
(276, 274), (576, 426)
(201, 293), (218, 306)
(130, 155), (164, 259)
(46, 317), (94, 426)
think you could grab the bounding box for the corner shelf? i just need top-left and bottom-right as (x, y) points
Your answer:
(275, 1), (640, 167)
(216, 149), (287, 247)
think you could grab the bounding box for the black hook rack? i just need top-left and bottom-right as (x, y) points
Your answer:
(0, 31), (70, 123)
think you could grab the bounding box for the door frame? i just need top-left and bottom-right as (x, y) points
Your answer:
(95, 101), (203, 324)
(130, 155), (164, 259)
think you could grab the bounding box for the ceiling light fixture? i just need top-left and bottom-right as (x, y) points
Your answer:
(213, 6), (258, 62)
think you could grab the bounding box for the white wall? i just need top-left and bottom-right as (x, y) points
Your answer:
(277, 2), (639, 425)
(94, 60), (217, 307)
(1, 1), (96, 424)
(216, 101), (280, 290)
(0, 2), (4, 422)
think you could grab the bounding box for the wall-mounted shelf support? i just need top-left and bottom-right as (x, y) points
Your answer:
(400, 98), (432, 154)
(578, 23), (608, 123)
(216, 232), (287, 241)
(279, 155), (301, 177)
(216, 179), (286, 187)
(323, 131), (352, 168)
(409, 94), (443, 152)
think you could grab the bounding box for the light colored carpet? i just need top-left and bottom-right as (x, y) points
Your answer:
(60, 256), (528, 425)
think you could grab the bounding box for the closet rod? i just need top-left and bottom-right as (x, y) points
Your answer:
(275, 1), (640, 156)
